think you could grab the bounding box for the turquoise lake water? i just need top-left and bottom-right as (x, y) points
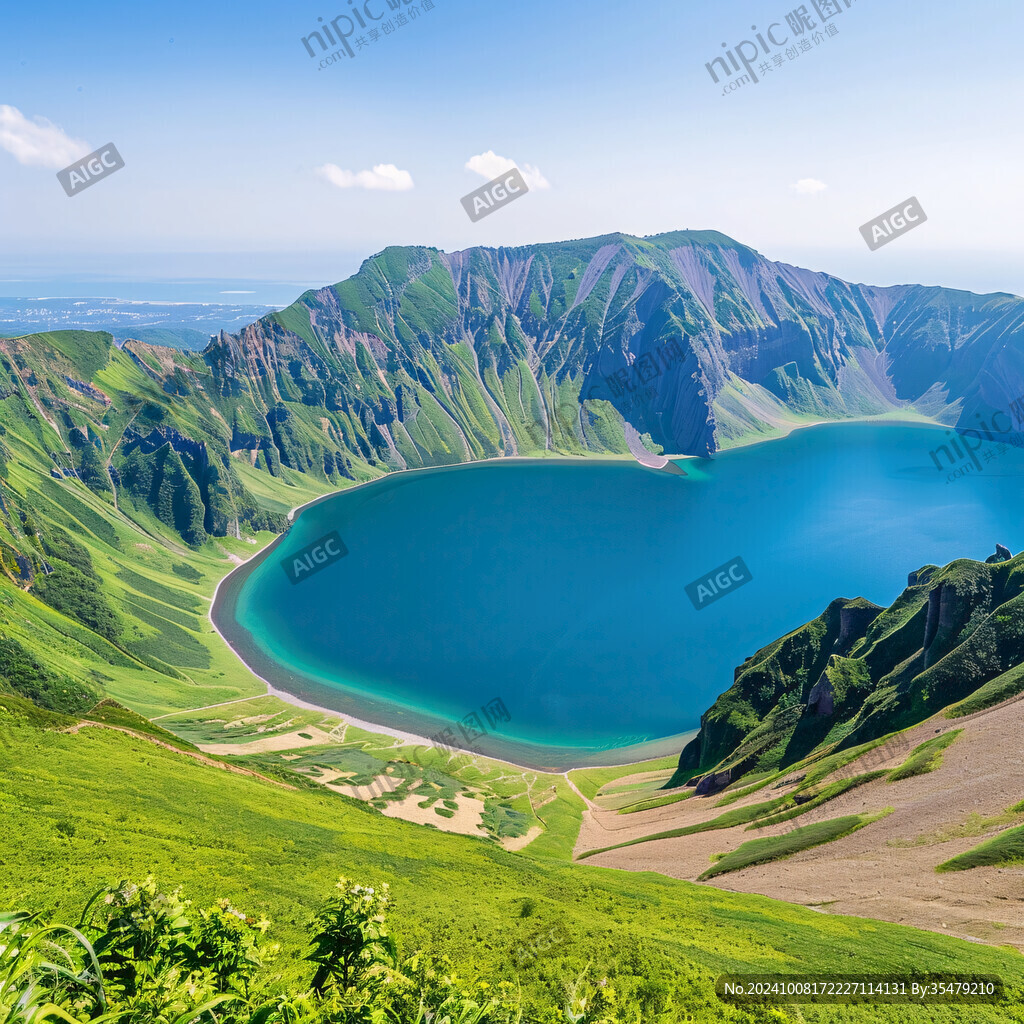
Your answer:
(227, 422), (1024, 768)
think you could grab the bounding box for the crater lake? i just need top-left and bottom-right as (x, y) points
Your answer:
(214, 421), (1024, 769)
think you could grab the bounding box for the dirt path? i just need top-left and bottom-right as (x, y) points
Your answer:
(562, 771), (598, 811)
(577, 697), (1024, 950)
(67, 722), (297, 790)
(152, 696), (269, 721)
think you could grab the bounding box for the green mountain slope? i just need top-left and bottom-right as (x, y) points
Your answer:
(2, 694), (1021, 1023)
(670, 548), (1024, 789)
(3, 231), (1024, 572)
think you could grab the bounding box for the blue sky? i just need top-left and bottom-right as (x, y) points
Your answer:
(2, 0), (1023, 299)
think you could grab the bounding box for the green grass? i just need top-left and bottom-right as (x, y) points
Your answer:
(714, 774), (783, 806)
(577, 797), (794, 860)
(580, 730), (948, 860)
(747, 773), (887, 829)
(155, 695), (341, 745)
(566, 755), (681, 802)
(3, 706), (1022, 1023)
(888, 802), (1024, 848)
(699, 811), (894, 880)
(937, 825), (1024, 872)
(888, 730), (962, 782)
(800, 734), (896, 787)
(946, 662), (1024, 717)
(580, 774), (893, 858)
(523, 776), (585, 860)
(617, 790), (694, 814)
(168, 707), (570, 854)
(81, 699), (200, 753)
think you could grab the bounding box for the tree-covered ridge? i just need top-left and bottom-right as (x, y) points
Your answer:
(671, 549), (1024, 789)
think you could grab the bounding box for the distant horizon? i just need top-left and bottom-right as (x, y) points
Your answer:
(2, 232), (1023, 309)
(7, 3), (1024, 300)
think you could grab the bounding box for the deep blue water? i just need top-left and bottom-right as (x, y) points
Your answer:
(230, 422), (1024, 765)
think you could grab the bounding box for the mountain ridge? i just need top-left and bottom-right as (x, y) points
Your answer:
(669, 546), (1024, 791)
(0, 229), (1021, 703)
(4, 229), (1023, 561)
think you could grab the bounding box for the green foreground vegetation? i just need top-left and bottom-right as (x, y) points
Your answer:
(2, 875), (623, 1024)
(4, 696), (1023, 1022)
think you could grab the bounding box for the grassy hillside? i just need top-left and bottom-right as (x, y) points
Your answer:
(670, 556), (1024, 791)
(2, 695), (1022, 1023)
(1, 322), (1023, 1019)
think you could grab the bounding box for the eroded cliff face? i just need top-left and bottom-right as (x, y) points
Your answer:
(202, 231), (1024, 477)
(7, 231), (1024, 549)
(670, 552), (1024, 790)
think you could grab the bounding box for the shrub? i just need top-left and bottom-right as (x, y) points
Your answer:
(1, 877), (622, 1022)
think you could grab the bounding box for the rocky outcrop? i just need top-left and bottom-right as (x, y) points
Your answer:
(668, 553), (1024, 789)
(63, 375), (110, 406)
(806, 672), (834, 717)
(986, 543), (1013, 564)
(123, 426), (209, 469)
(837, 600), (884, 651)
(692, 769), (734, 796)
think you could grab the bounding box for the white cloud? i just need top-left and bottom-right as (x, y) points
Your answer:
(466, 150), (550, 190)
(0, 105), (89, 168)
(315, 162), (414, 191)
(791, 178), (828, 195)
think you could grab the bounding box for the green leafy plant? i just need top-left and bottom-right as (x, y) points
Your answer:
(306, 879), (395, 995)
(0, 911), (105, 1024)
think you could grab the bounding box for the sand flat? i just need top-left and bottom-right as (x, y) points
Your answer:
(577, 696), (1024, 949)
(379, 791), (485, 836)
(199, 725), (336, 754)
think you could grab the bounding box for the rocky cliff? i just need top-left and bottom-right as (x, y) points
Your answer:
(4, 231), (1024, 550)
(670, 548), (1024, 790)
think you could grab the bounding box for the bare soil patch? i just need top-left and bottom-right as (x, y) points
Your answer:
(577, 698), (1024, 949)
